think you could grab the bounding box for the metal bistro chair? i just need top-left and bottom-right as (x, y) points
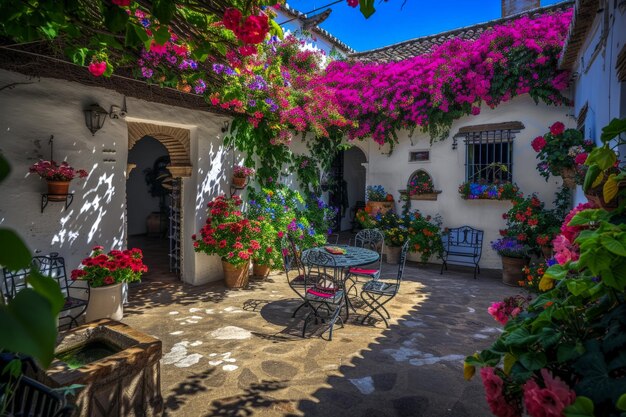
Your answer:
(360, 240), (410, 328)
(4, 375), (74, 417)
(440, 226), (484, 279)
(2, 254), (89, 329)
(301, 250), (346, 341)
(345, 228), (385, 296)
(281, 237), (310, 318)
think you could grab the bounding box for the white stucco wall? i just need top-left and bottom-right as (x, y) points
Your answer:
(569, 1), (626, 204)
(0, 69), (231, 286)
(363, 95), (571, 269)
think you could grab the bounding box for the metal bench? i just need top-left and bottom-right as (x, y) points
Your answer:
(2, 253), (89, 329)
(440, 226), (484, 279)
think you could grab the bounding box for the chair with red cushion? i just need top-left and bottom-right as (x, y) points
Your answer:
(300, 249), (346, 341)
(281, 237), (309, 317)
(345, 229), (384, 302)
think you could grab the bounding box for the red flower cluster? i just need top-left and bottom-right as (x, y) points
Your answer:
(71, 246), (146, 288)
(531, 136), (547, 152)
(222, 8), (269, 45)
(29, 160), (88, 182)
(193, 195), (263, 267)
(549, 121), (565, 136)
(112, 0), (131, 6)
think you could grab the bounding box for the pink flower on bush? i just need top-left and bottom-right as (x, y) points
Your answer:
(481, 368), (521, 417)
(347, 0), (359, 7)
(574, 152), (588, 165)
(552, 234), (579, 265)
(531, 136), (547, 152)
(488, 296), (528, 325)
(488, 301), (509, 325)
(549, 121), (565, 136)
(88, 61), (107, 77)
(523, 369), (575, 417)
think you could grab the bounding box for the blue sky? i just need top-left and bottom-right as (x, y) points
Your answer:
(283, 0), (566, 52)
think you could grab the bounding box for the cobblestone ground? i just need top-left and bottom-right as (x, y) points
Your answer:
(123, 262), (518, 417)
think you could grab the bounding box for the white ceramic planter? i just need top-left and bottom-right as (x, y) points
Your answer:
(85, 282), (124, 322)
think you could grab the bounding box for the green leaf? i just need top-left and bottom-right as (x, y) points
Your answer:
(269, 19), (284, 40)
(600, 117), (626, 143)
(359, 0), (376, 18)
(153, 25), (170, 46)
(505, 327), (536, 346)
(503, 353), (516, 374)
(567, 278), (594, 296)
(0, 289), (58, 367)
(0, 229), (32, 271)
(519, 351), (547, 371)
(558, 343), (584, 362)
(27, 271), (64, 315)
(591, 147), (617, 170)
(601, 235), (626, 256)
(569, 209), (609, 226)
(152, 0), (176, 25)
(103, 5), (129, 33)
(564, 396), (595, 417)
(0, 154), (10, 181)
(544, 264), (568, 280)
(604, 174), (619, 202)
(617, 393), (626, 411)
(583, 164), (601, 192)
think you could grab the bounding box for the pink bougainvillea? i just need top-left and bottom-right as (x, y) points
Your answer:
(307, 10), (573, 145)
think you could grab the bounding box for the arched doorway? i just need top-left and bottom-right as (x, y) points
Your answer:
(127, 136), (176, 281)
(329, 146), (367, 232)
(126, 121), (193, 282)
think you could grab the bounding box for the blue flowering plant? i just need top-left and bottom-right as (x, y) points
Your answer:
(490, 237), (529, 259)
(458, 180), (521, 200)
(366, 185), (389, 202)
(304, 194), (339, 237)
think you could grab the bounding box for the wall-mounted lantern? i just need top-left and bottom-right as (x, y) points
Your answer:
(84, 104), (108, 135)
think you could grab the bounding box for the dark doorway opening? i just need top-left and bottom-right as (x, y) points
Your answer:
(329, 147), (367, 233)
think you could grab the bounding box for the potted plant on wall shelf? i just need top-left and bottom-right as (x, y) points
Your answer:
(193, 195), (262, 288)
(365, 185), (395, 215)
(71, 246), (146, 322)
(232, 165), (255, 189)
(29, 160), (88, 200)
(402, 171), (441, 201)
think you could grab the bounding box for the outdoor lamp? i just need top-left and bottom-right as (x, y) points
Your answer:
(84, 104), (108, 135)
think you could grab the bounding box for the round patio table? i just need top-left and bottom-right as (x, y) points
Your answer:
(301, 245), (380, 319)
(301, 245), (380, 268)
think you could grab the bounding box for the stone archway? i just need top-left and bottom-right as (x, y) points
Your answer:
(127, 121), (192, 177)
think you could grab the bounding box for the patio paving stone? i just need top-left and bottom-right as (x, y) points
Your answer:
(122, 262), (518, 417)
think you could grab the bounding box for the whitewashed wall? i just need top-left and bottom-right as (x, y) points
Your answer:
(0, 69), (231, 285)
(569, 1), (626, 204)
(363, 95), (571, 269)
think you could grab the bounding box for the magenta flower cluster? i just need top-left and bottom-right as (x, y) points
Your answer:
(309, 10), (573, 145)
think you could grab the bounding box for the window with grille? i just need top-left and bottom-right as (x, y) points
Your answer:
(455, 122), (524, 183)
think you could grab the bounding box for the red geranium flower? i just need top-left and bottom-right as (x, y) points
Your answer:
(549, 121), (565, 136)
(531, 136), (547, 152)
(88, 61), (107, 77)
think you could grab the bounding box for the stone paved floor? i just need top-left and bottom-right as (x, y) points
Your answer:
(123, 262), (518, 417)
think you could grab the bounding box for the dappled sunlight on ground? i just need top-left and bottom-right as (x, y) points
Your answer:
(121, 262), (517, 417)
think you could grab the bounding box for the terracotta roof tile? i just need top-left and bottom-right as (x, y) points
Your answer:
(351, 1), (574, 63)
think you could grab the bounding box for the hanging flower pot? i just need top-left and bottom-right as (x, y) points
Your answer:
(559, 167), (577, 189)
(47, 180), (71, 201)
(232, 176), (247, 188)
(222, 260), (250, 288)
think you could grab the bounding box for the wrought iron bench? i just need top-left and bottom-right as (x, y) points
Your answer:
(2, 253), (89, 329)
(440, 226), (484, 279)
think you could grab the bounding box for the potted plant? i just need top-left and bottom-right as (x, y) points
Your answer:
(404, 211), (444, 263)
(366, 185), (395, 215)
(193, 195), (261, 288)
(531, 121), (594, 189)
(458, 180), (520, 200)
(71, 246), (146, 321)
(29, 160), (89, 200)
(232, 165), (255, 188)
(250, 218), (282, 279)
(405, 171), (441, 200)
(491, 237), (529, 286)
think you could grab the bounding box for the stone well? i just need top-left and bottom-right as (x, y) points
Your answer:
(42, 320), (163, 417)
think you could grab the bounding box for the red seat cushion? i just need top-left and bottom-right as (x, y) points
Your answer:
(349, 268), (379, 275)
(306, 288), (337, 298)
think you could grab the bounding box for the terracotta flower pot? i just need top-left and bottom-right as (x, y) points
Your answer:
(252, 263), (271, 279)
(385, 246), (401, 264)
(222, 260), (250, 288)
(85, 282), (123, 322)
(47, 180), (71, 201)
(366, 201), (394, 216)
(501, 256), (530, 287)
(232, 176), (247, 188)
(559, 167), (577, 189)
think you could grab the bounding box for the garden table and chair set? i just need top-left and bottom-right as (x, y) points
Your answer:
(281, 229), (411, 340)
